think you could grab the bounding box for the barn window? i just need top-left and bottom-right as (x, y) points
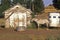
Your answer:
(53, 16), (56, 18)
(49, 16), (51, 18)
(58, 16), (60, 18)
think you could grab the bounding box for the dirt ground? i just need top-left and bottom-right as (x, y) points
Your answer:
(0, 28), (60, 40)
(0, 18), (60, 40)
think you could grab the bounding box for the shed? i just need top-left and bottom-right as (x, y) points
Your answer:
(3, 4), (32, 28)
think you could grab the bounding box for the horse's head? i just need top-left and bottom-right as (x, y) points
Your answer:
(30, 18), (38, 23)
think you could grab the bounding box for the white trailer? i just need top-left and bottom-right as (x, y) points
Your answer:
(49, 12), (60, 27)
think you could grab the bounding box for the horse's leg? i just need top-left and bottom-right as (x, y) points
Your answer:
(46, 23), (49, 30)
(38, 24), (40, 30)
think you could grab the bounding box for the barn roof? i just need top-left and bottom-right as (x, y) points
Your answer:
(4, 3), (32, 19)
(3, 3), (32, 14)
(44, 5), (57, 13)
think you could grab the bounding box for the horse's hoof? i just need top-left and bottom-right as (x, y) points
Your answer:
(46, 29), (49, 30)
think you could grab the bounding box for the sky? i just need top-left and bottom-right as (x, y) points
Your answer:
(42, 0), (53, 7)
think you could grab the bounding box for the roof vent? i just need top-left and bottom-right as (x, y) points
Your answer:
(16, 7), (19, 8)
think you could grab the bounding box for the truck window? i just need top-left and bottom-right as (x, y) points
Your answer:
(58, 16), (60, 18)
(53, 16), (56, 18)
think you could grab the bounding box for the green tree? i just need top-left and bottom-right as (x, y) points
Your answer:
(0, 0), (44, 18)
(0, 0), (10, 18)
(53, 0), (60, 9)
(15, 0), (28, 7)
(34, 0), (44, 14)
(26, 0), (32, 9)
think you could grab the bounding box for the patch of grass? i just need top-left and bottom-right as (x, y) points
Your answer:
(29, 35), (46, 40)
(27, 22), (38, 29)
(46, 35), (57, 40)
(46, 34), (60, 40)
(0, 33), (32, 40)
(0, 18), (5, 23)
(0, 18), (5, 28)
(56, 35), (60, 40)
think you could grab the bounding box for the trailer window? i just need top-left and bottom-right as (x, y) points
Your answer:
(49, 16), (51, 18)
(53, 16), (56, 18)
(58, 16), (60, 18)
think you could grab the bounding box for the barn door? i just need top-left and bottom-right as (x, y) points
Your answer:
(9, 12), (27, 28)
(18, 13), (27, 28)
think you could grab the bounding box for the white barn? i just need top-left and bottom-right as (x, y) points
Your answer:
(3, 4), (32, 28)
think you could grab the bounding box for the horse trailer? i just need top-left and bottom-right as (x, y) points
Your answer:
(49, 12), (60, 27)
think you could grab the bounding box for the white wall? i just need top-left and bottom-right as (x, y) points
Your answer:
(9, 12), (27, 28)
(49, 13), (60, 27)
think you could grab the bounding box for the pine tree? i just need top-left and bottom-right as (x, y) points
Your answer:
(34, 0), (44, 14)
(0, 0), (10, 18)
(53, 0), (60, 9)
